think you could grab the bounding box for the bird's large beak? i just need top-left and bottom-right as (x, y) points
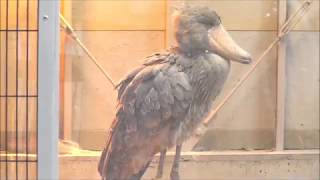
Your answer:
(208, 24), (252, 64)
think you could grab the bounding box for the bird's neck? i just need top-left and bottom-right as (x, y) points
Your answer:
(174, 46), (209, 58)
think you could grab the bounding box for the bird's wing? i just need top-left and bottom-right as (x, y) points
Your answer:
(99, 51), (193, 179)
(115, 66), (144, 100)
(115, 51), (174, 100)
(119, 60), (193, 132)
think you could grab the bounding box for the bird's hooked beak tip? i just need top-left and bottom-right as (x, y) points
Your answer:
(240, 59), (252, 64)
(238, 52), (252, 64)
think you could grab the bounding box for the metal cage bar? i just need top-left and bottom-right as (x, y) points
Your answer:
(37, 0), (60, 179)
(276, 0), (287, 151)
(0, 0), (40, 179)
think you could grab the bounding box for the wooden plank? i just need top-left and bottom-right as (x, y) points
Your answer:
(6, 32), (17, 96)
(27, 32), (38, 96)
(59, 149), (320, 161)
(60, 31), (66, 139)
(2, 32), (28, 96)
(17, 32), (27, 96)
(27, 98), (37, 154)
(0, 98), (5, 151)
(276, 0), (287, 151)
(0, 32), (38, 96)
(0, 0), (38, 30)
(71, 0), (166, 30)
(0, 32), (8, 95)
(0, 97), (37, 154)
(60, 0), (73, 141)
(6, 97), (16, 153)
(60, 0), (73, 24)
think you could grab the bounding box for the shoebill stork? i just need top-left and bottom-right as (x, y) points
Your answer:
(98, 6), (251, 180)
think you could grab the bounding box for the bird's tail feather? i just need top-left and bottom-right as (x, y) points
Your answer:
(129, 160), (152, 180)
(98, 117), (120, 177)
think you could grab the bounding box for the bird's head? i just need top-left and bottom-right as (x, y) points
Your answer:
(174, 6), (252, 64)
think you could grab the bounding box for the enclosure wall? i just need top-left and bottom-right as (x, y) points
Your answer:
(59, 0), (319, 152)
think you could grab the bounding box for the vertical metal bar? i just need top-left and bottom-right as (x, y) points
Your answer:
(0, 0), (2, 176)
(276, 0), (287, 151)
(37, 0), (60, 179)
(0, 0), (2, 177)
(35, 0), (39, 177)
(26, 0), (30, 179)
(16, 0), (19, 179)
(5, 0), (9, 178)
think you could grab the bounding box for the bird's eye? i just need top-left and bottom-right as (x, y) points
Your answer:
(218, 16), (222, 23)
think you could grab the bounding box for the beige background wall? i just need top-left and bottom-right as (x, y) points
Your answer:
(61, 1), (167, 149)
(282, 0), (319, 150)
(60, 0), (319, 151)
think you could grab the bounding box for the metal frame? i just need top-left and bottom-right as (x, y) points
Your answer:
(276, 0), (287, 151)
(38, 0), (60, 179)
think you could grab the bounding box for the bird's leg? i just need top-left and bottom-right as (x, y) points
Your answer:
(170, 144), (182, 180)
(155, 149), (167, 179)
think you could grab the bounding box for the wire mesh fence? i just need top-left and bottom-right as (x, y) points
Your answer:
(0, 0), (39, 179)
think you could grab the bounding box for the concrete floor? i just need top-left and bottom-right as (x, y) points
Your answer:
(1, 149), (318, 179)
(59, 150), (319, 180)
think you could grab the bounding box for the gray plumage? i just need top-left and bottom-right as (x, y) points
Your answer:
(99, 6), (251, 180)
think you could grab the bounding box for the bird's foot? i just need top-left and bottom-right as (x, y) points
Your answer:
(170, 171), (180, 180)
